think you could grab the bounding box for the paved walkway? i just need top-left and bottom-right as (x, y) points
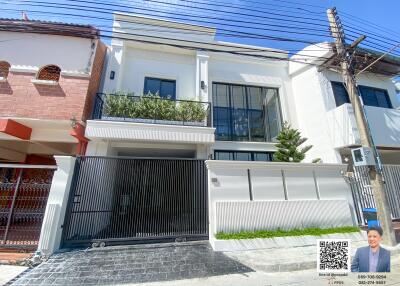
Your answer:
(11, 242), (252, 285)
(10, 241), (400, 285)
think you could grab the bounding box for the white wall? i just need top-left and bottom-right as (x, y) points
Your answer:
(0, 32), (96, 74)
(209, 54), (297, 127)
(206, 160), (358, 241)
(106, 47), (197, 100)
(289, 63), (400, 163)
(289, 66), (341, 163)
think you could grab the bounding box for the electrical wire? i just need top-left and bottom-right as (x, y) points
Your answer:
(0, 1), (333, 44)
(3, 0), (333, 29)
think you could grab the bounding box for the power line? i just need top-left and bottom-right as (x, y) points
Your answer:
(4, 0), (332, 28)
(0, 10), (333, 61)
(136, 0), (329, 23)
(339, 9), (400, 41)
(357, 41), (400, 76)
(3, 24), (332, 68)
(0, 1), (332, 43)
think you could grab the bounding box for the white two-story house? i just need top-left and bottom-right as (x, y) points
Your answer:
(86, 13), (400, 166)
(290, 43), (400, 165)
(85, 13), (296, 160)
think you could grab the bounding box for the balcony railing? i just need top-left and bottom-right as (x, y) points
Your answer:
(92, 93), (212, 127)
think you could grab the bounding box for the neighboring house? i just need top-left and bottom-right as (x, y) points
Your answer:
(290, 43), (400, 165)
(0, 19), (107, 164)
(86, 13), (297, 161)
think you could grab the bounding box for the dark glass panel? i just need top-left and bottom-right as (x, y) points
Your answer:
(248, 86), (266, 142)
(144, 78), (161, 95)
(235, 152), (252, 161)
(331, 82), (350, 107)
(265, 89), (281, 141)
(160, 80), (176, 99)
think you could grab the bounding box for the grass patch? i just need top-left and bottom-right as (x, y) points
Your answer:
(215, 226), (360, 240)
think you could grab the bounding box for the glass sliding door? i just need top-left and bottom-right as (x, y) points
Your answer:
(248, 86), (266, 142)
(213, 82), (282, 142)
(212, 84), (232, 140)
(231, 85), (248, 141)
(265, 88), (282, 141)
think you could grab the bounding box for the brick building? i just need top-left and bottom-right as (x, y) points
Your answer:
(0, 19), (106, 163)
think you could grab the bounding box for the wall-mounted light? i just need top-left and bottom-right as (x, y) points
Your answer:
(211, 177), (220, 187)
(110, 71), (115, 80)
(201, 80), (206, 90)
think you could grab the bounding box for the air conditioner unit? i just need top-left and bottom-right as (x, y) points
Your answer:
(351, 147), (376, 167)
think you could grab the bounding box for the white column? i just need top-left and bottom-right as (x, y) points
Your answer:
(196, 51), (210, 102)
(85, 140), (111, 156)
(37, 156), (76, 256)
(102, 41), (124, 93)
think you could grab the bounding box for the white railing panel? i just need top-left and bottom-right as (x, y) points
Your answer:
(215, 200), (354, 233)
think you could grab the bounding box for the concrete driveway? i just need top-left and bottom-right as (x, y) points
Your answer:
(11, 242), (252, 285)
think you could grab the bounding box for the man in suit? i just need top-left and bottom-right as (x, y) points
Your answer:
(351, 225), (391, 272)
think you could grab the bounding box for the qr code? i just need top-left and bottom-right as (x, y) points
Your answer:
(317, 239), (350, 273)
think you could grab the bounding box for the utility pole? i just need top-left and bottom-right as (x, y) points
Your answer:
(327, 8), (397, 246)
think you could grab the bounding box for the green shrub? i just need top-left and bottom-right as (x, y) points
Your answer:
(177, 101), (207, 122)
(103, 93), (207, 123)
(215, 226), (360, 240)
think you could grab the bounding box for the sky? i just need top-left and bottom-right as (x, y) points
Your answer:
(1, 0), (400, 55)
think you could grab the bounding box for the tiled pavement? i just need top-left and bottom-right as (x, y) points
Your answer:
(11, 242), (253, 285)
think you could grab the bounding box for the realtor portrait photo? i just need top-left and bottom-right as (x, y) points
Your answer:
(351, 226), (391, 272)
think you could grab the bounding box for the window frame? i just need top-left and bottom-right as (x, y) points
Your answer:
(214, 150), (274, 161)
(143, 77), (176, 100)
(37, 65), (61, 82)
(358, 85), (392, 109)
(331, 81), (350, 107)
(331, 81), (393, 109)
(212, 82), (283, 142)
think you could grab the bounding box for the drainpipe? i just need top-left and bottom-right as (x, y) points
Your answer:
(70, 122), (89, 155)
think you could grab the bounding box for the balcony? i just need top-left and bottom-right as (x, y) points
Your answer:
(327, 103), (400, 148)
(92, 93), (212, 126)
(86, 93), (215, 144)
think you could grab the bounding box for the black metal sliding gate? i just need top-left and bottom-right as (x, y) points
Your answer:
(62, 156), (208, 248)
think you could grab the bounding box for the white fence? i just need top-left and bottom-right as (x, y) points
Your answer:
(206, 160), (357, 245)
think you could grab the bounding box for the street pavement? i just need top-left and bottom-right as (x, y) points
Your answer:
(9, 241), (400, 286)
(10, 242), (252, 285)
(0, 265), (28, 286)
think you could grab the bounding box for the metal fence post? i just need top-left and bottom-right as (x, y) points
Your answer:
(3, 169), (23, 244)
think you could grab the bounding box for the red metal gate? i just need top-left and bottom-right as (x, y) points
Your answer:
(0, 166), (56, 249)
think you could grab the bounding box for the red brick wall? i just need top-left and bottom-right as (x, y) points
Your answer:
(0, 40), (107, 122)
(82, 41), (107, 121)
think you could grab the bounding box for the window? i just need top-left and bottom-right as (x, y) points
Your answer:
(358, 86), (392, 108)
(144, 77), (176, 99)
(214, 150), (273, 161)
(331, 81), (392, 108)
(0, 61), (11, 79)
(37, 65), (61, 81)
(212, 82), (282, 142)
(331, 82), (350, 107)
